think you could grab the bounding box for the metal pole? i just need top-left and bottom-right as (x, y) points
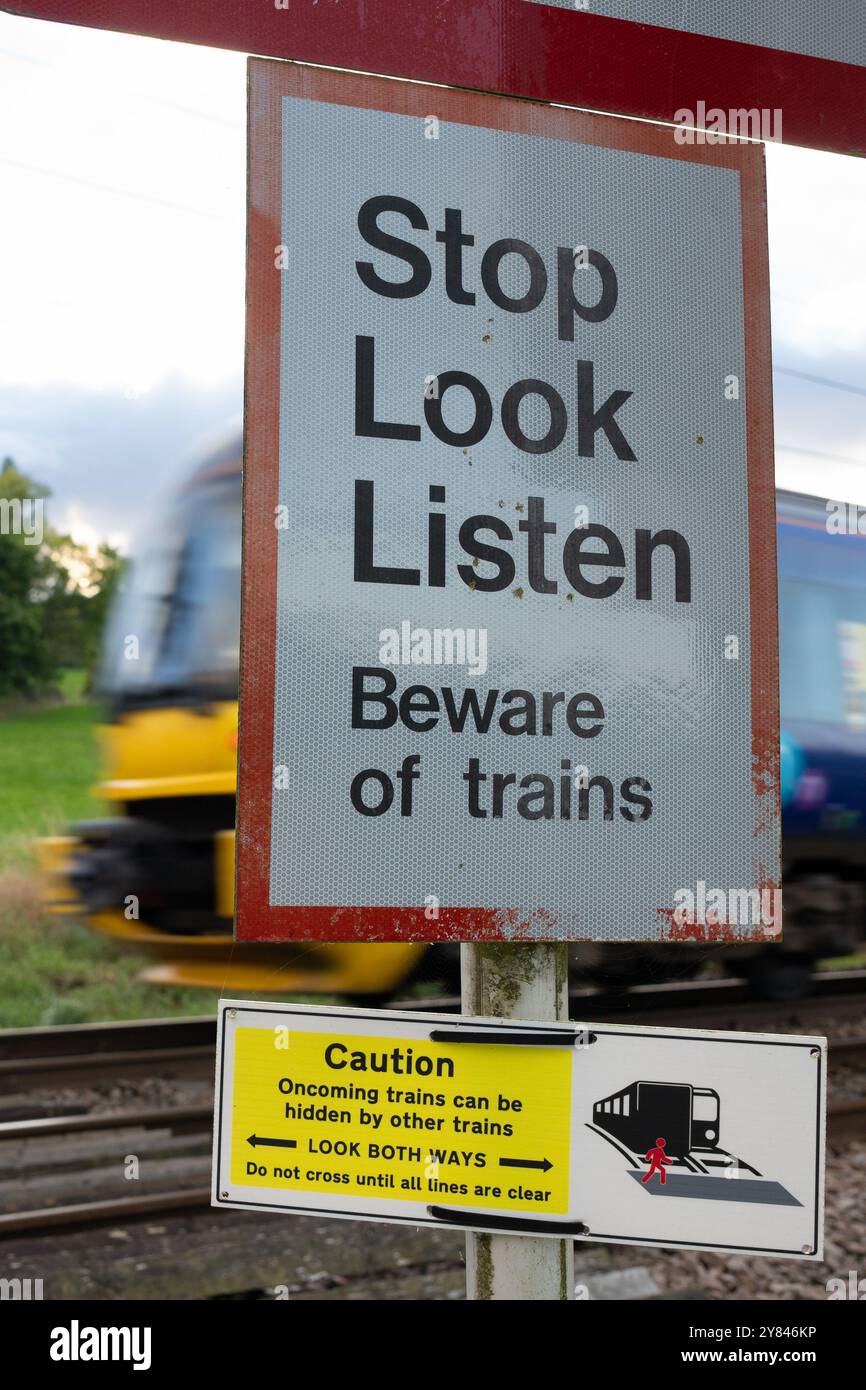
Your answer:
(461, 942), (575, 1301)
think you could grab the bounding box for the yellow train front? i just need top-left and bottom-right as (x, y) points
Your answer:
(36, 431), (426, 997)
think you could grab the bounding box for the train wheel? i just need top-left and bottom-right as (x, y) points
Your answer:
(401, 943), (462, 997)
(743, 951), (814, 1001)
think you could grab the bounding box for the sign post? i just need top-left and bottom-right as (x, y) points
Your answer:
(461, 943), (573, 1299)
(226, 61), (787, 1298)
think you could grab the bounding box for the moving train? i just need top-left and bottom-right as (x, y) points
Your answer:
(38, 431), (866, 998)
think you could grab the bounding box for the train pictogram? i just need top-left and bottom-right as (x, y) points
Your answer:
(588, 1080), (802, 1207)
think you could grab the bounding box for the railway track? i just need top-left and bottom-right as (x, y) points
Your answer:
(395, 967), (866, 1028)
(2, 967), (865, 1096)
(1, 1085), (864, 1239)
(0, 976), (863, 1241)
(0, 1015), (216, 1094)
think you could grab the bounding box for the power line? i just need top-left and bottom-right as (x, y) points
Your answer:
(0, 46), (45, 65)
(0, 44), (243, 127)
(0, 156), (235, 223)
(140, 94), (242, 130)
(777, 444), (866, 467)
(774, 365), (866, 399)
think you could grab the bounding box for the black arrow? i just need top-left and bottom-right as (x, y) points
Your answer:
(247, 1134), (297, 1150)
(498, 1156), (552, 1173)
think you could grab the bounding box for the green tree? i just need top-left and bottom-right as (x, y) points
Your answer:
(0, 459), (126, 698)
(0, 458), (57, 696)
(42, 537), (125, 676)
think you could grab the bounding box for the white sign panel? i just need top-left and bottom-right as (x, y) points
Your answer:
(575, 1022), (826, 1260)
(213, 1000), (825, 1259)
(238, 64), (779, 943)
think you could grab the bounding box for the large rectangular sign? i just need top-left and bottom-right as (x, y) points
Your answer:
(237, 62), (779, 942)
(4, 0), (866, 156)
(212, 1001), (826, 1260)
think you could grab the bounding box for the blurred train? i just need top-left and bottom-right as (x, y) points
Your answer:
(38, 431), (866, 998)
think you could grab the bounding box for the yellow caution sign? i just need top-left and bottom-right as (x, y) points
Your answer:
(214, 1001), (580, 1235)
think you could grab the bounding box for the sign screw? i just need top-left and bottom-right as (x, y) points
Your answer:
(802, 1244), (813, 1255)
(810, 1047), (820, 1058)
(221, 1191), (229, 1199)
(228, 1009), (237, 1019)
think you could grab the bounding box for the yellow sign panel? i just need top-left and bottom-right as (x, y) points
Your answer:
(222, 1012), (573, 1218)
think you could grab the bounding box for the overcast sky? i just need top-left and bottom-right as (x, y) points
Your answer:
(1, 11), (865, 550)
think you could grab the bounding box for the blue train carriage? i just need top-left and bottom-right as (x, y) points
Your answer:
(592, 1081), (721, 1159)
(777, 490), (866, 979)
(568, 490), (866, 999)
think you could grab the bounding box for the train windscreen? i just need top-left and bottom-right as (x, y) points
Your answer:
(98, 473), (241, 708)
(692, 1093), (719, 1121)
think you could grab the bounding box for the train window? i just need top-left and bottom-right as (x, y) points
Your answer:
(693, 1092), (719, 1121)
(840, 622), (866, 729)
(613, 1098), (620, 1114)
(779, 575), (866, 725)
(622, 1094), (630, 1116)
(100, 473), (242, 704)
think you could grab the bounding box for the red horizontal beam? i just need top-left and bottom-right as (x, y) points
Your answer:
(4, 0), (866, 157)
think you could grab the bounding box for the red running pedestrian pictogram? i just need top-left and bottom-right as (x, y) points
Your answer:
(642, 1136), (673, 1185)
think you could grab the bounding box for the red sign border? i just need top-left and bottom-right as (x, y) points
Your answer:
(236, 60), (779, 943)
